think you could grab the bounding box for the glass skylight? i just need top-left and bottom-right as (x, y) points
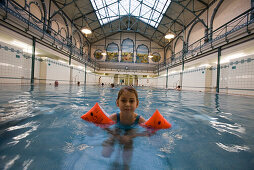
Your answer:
(90, 0), (171, 28)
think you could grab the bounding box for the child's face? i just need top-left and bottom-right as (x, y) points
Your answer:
(116, 90), (139, 114)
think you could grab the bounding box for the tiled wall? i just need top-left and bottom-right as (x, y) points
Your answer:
(168, 73), (181, 89)
(86, 72), (100, 85)
(40, 58), (98, 85)
(0, 41), (40, 84)
(0, 41), (98, 85)
(99, 75), (114, 85)
(72, 67), (85, 85)
(160, 53), (254, 95)
(148, 76), (167, 89)
(138, 77), (150, 86)
(1, 40), (253, 95)
(220, 55), (254, 95)
(182, 67), (206, 91)
(45, 58), (71, 84)
(156, 76), (167, 88)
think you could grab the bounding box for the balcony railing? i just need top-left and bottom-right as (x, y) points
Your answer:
(159, 7), (254, 72)
(1, 1), (254, 73)
(0, 0), (99, 69)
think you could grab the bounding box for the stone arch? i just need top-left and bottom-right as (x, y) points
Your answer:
(173, 36), (184, 54)
(28, 1), (44, 21)
(187, 21), (207, 52)
(73, 30), (82, 49)
(50, 11), (70, 39)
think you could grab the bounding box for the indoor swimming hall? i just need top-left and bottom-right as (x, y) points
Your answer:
(0, 0), (254, 169)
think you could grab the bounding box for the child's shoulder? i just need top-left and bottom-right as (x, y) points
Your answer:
(135, 113), (146, 124)
(138, 116), (146, 124)
(109, 113), (117, 121)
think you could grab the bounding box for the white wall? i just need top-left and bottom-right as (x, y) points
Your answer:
(182, 67), (207, 91)
(99, 75), (114, 85)
(220, 54), (254, 95)
(72, 68), (85, 85)
(0, 41), (40, 84)
(168, 73), (181, 89)
(138, 77), (150, 86)
(45, 58), (70, 84)
(86, 72), (99, 85)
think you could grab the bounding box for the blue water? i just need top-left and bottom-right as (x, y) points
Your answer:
(0, 84), (254, 170)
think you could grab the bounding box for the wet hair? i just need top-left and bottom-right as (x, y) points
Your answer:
(117, 86), (138, 101)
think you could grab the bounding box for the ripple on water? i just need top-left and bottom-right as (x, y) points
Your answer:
(216, 142), (250, 152)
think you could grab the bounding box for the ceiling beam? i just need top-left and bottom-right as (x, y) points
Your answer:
(51, 0), (90, 43)
(197, 0), (208, 7)
(163, 0), (217, 47)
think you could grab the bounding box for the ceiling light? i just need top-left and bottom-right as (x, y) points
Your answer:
(187, 67), (195, 70)
(199, 64), (210, 68)
(58, 60), (67, 64)
(81, 28), (92, 35)
(11, 40), (40, 55)
(165, 33), (175, 40)
(215, 53), (246, 64)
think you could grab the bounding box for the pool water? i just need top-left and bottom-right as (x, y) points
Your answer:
(0, 84), (254, 170)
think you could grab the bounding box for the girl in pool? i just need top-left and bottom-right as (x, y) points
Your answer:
(102, 86), (151, 169)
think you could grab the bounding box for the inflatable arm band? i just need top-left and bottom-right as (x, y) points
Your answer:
(81, 103), (171, 129)
(81, 103), (115, 125)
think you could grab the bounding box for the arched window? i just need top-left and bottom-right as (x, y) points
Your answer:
(136, 44), (149, 63)
(151, 52), (161, 62)
(94, 49), (103, 60)
(121, 38), (134, 63)
(106, 43), (119, 62)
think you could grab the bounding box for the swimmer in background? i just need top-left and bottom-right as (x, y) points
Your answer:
(54, 80), (59, 87)
(102, 86), (153, 169)
(110, 83), (115, 88)
(176, 85), (181, 91)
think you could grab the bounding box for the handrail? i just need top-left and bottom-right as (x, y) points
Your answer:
(0, 0), (99, 68)
(1, 1), (254, 72)
(160, 7), (254, 72)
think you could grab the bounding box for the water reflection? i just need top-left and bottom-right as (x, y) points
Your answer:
(210, 120), (245, 137)
(1, 98), (34, 123)
(6, 121), (39, 145)
(23, 159), (33, 170)
(215, 94), (220, 113)
(209, 94), (246, 137)
(30, 84), (34, 92)
(0, 85), (254, 169)
(216, 142), (250, 152)
(4, 155), (20, 170)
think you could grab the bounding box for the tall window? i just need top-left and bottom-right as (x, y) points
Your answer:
(136, 44), (149, 63)
(121, 38), (134, 63)
(106, 43), (119, 62)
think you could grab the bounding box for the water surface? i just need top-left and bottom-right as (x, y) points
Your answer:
(0, 84), (254, 170)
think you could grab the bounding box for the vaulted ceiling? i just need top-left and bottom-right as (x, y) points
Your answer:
(52, 0), (214, 47)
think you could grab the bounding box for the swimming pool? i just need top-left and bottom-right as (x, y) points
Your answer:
(0, 84), (254, 170)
